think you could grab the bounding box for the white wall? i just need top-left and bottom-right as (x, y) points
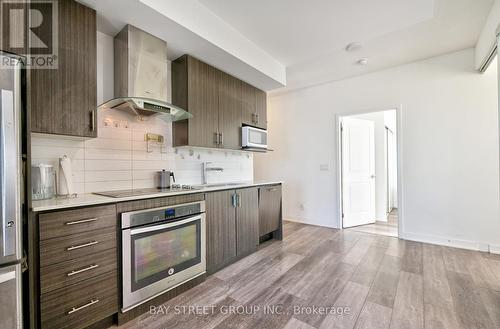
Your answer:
(349, 111), (389, 221)
(255, 48), (500, 252)
(31, 31), (253, 194)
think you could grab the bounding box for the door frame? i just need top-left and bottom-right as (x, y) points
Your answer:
(335, 105), (404, 238)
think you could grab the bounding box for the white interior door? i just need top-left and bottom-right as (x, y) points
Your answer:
(342, 117), (376, 228)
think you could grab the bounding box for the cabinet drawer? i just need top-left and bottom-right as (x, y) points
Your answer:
(40, 271), (118, 329)
(40, 249), (117, 294)
(40, 227), (117, 268)
(39, 205), (116, 240)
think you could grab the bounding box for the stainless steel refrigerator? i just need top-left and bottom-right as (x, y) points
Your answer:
(0, 52), (24, 329)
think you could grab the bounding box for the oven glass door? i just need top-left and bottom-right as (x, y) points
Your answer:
(129, 217), (201, 292)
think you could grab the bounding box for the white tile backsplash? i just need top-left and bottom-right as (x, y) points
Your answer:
(31, 109), (253, 194)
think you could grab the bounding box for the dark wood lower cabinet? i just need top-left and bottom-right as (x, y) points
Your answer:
(40, 272), (118, 329)
(34, 205), (118, 329)
(206, 188), (259, 273)
(259, 185), (282, 236)
(206, 190), (237, 274)
(236, 188), (259, 256)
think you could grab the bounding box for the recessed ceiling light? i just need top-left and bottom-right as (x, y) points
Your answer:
(357, 58), (368, 66)
(345, 42), (362, 52)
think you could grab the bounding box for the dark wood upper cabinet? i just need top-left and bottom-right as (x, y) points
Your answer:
(30, 0), (97, 137)
(241, 81), (255, 127)
(254, 88), (267, 129)
(206, 190), (237, 274)
(236, 188), (259, 256)
(218, 71), (242, 149)
(173, 54), (267, 150)
(241, 81), (267, 130)
(172, 55), (219, 148)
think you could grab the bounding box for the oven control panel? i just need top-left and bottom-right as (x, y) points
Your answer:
(121, 201), (205, 229)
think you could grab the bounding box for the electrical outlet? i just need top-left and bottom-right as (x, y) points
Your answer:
(103, 118), (112, 127)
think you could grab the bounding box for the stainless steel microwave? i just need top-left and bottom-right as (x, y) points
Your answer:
(242, 126), (268, 150)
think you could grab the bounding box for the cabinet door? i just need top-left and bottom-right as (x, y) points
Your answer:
(236, 188), (259, 256)
(218, 71), (242, 149)
(187, 56), (220, 148)
(259, 185), (282, 236)
(206, 190), (237, 274)
(241, 81), (256, 127)
(30, 0), (97, 137)
(0, 0), (28, 56)
(254, 88), (267, 129)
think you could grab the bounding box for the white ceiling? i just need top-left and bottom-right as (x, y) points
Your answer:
(198, 0), (495, 93)
(78, 0), (286, 90)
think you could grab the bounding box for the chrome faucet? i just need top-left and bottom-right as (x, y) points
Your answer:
(202, 162), (224, 184)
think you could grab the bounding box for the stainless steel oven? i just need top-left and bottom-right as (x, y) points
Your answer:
(121, 201), (206, 312)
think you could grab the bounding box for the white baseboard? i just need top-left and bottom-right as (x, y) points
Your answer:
(284, 216), (338, 229)
(402, 232), (491, 253)
(489, 244), (500, 255)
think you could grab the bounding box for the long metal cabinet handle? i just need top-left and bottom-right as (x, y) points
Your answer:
(219, 132), (223, 146)
(90, 110), (95, 132)
(256, 114), (259, 124)
(214, 132), (219, 145)
(231, 194), (236, 208)
(67, 264), (99, 277)
(67, 299), (100, 315)
(236, 193), (241, 207)
(65, 217), (98, 226)
(267, 188), (277, 192)
(67, 240), (98, 251)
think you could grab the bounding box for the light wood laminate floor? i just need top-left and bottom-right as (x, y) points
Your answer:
(348, 209), (398, 237)
(116, 221), (500, 329)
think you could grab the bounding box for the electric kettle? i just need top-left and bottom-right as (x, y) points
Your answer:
(31, 164), (56, 200)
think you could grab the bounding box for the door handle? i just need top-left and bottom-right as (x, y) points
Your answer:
(214, 132), (219, 145)
(236, 193), (241, 207)
(219, 132), (224, 146)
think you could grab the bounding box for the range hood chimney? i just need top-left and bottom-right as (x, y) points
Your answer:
(97, 25), (191, 122)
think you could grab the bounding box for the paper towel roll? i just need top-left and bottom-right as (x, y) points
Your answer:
(58, 155), (74, 196)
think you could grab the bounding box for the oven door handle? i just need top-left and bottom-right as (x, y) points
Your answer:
(129, 215), (202, 236)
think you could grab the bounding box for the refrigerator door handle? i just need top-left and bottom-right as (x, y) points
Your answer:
(1, 89), (18, 258)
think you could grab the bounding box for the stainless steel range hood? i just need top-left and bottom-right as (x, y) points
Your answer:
(97, 25), (191, 122)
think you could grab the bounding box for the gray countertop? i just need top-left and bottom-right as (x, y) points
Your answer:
(31, 181), (282, 212)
